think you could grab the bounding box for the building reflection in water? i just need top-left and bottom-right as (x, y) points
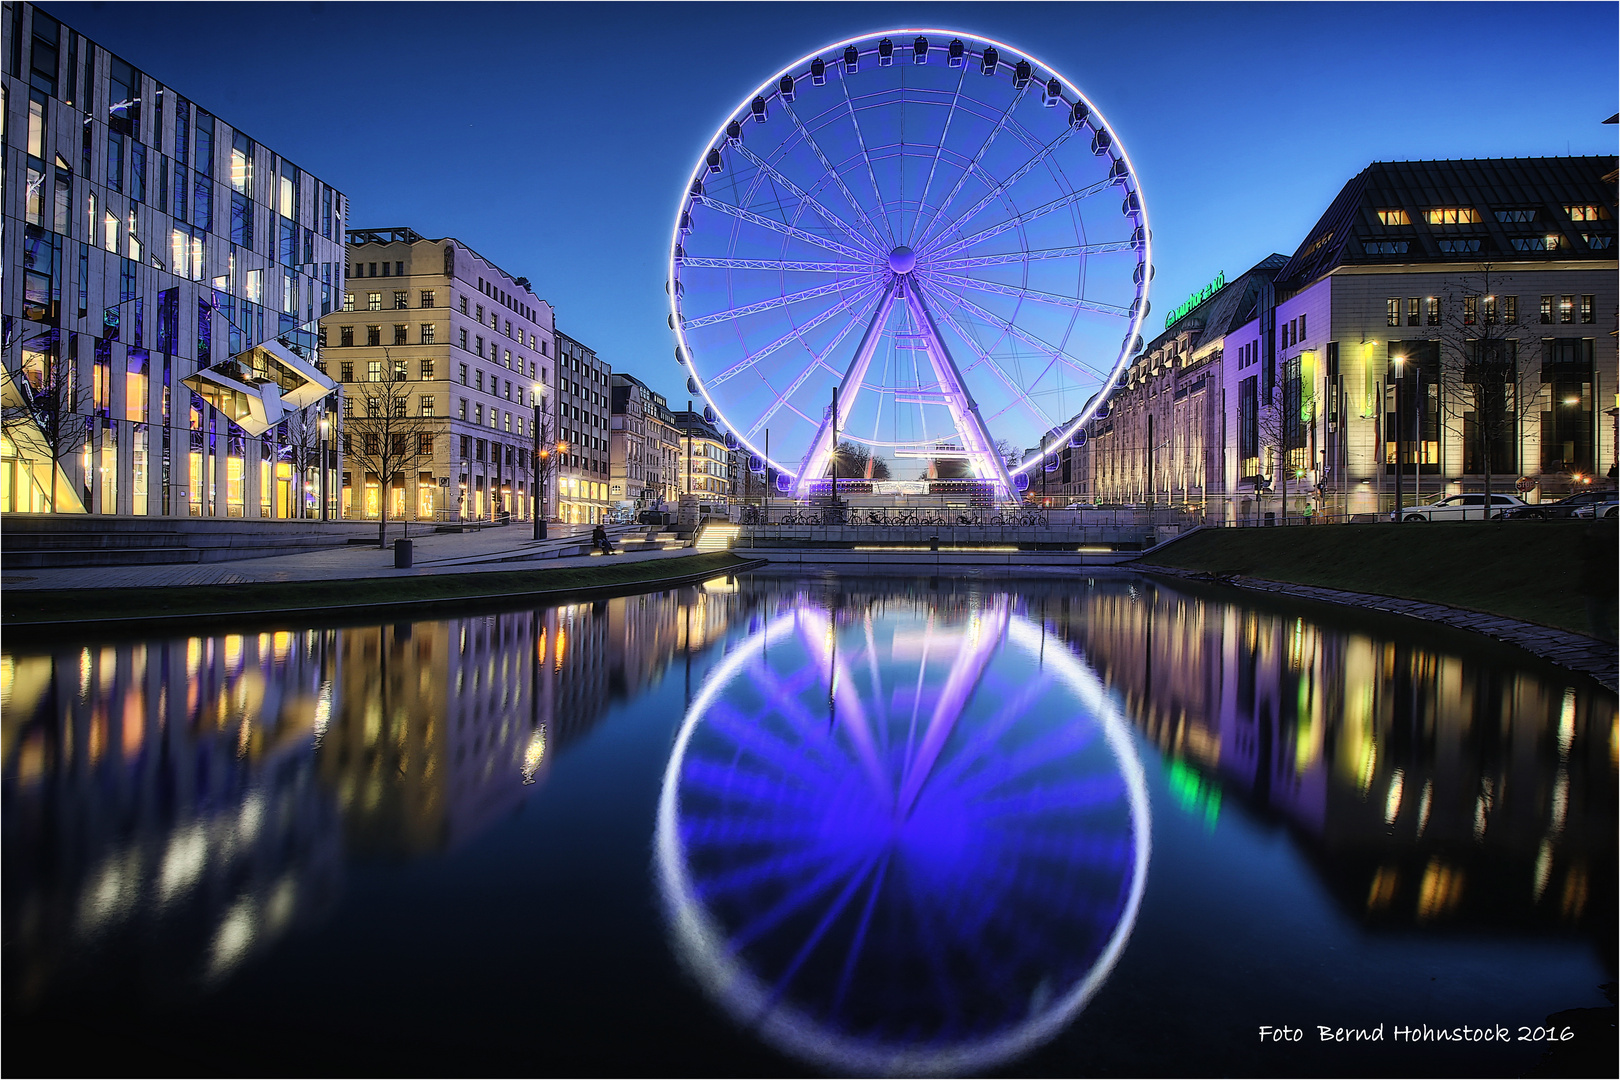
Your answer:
(1061, 578), (1617, 944)
(1, 633), (344, 1005)
(657, 585), (1150, 1076)
(2, 582), (748, 1008)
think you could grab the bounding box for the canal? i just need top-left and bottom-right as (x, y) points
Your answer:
(3, 570), (1613, 1076)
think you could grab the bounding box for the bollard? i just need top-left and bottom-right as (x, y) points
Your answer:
(1264, 511), (1276, 527)
(394, 537), (413, 568)
(929, 535), (939, 552)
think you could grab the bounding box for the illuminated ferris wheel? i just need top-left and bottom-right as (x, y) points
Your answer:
(668, 30), (1151, 499)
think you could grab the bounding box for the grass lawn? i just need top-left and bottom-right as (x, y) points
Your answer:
(1137, 520), (1617, 636)
(4, 552), (755, 626)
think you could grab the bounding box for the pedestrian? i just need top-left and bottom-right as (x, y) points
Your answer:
(592, 522), (615, 555)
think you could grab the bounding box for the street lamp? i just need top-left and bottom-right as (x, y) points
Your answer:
(532, 382), (546, 540)
(318, 411), (330, 522)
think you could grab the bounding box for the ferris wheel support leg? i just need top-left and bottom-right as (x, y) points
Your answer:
(907, 283), (1017, 501)
(792, 277), (900, 499)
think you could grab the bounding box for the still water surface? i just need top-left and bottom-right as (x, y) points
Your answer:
(3, 571), (1614, 1076)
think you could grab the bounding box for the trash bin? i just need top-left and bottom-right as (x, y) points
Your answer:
(1264, 511), (1276, 526)
(394, 537), (413, 568)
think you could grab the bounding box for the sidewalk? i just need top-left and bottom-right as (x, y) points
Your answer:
(2, 523), (671, 591)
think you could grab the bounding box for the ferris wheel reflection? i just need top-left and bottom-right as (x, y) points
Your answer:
(656, 595), (1150, 1075)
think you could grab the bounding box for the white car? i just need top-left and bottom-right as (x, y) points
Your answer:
(1571, 497), (1619, 519)
(1392, 493), (1529, 521)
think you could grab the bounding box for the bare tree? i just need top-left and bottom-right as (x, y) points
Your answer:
(1254, 372), (1315, 524)
(1, 354), (89, 513)
(341, 353), (438, 547)
(825, 439), (890, 480)
(525, 405), (566, 524)
(1431, 265), (1546, 517)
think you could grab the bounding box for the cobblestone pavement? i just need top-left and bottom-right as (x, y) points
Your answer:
(1144, 567), (1618, 691)
(1, 523), (679, 591)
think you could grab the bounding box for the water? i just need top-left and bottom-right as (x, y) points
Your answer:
(3, 571), (1613, 1076)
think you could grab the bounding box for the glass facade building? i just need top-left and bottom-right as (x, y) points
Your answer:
(2, 3), (347, 518)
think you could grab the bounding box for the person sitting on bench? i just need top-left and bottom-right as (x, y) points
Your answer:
(592, 523), (616, 555)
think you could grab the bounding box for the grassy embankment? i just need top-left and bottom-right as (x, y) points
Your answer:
(4, 551), (755, 627)
(1137, 521), (1617, 636)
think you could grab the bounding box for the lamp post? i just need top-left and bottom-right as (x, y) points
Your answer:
(532, 382), (545, 540)
(318, 410), (330, 522)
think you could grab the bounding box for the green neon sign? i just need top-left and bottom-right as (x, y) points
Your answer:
(1163, 271), (1226, 329)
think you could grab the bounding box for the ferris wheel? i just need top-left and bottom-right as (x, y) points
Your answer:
(669, 30), (1151, 499)
(655, 599), (1150, 1074)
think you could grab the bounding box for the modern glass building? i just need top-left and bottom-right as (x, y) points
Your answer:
(2, 3), (345, 518)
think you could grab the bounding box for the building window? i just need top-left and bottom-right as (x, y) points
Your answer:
(1463, 296), (1477, 325)
(459, 398), (468, 420)
(1540, 295), (1554, 324)
(394, 290), (408, 309)
(368, 360), (382, 381)
(340, 361), (354, 382)
(1366, 241), (1408, 256)
(367, 325), (381, 346)
(474, 404), (483, 425)
(393, 357), (408, 381)
(367, 398), (381, 419)
(393, 324), (408, 345)
(1482, 295), (1498, 323)
(340, 326), (354, 347)
(1560, 295), (1574, 323)
(1437, 238), (1482, 254)
(1495, 209), (1535, 223)
(1376, 209), (1409, 225)
(421, 323), (436, 344)
(1504, 295), (1517, 323)
(421, 358), (435, 379)
(1580, 295), (1595, 323)
(505, 380), (513, 400)
(1511, 236), (1562, 251)
(475, 371), (484, 392)
(460, 364), (468, 385)
(1426, 297), (1440, 325)
(476, 336), (484, 357)
(1386, 299), (1401, 327)
(1565, 204), (1606, 222)
(367, 292), (382, 311)
(1407, 298), (1419, 326)
(475, 304), (484, 323)
(1425, 207), (1479, 225)
(459, 295), (469, 315)
(1581, 233), (1613, 250)
(344, 293), (355, 312)
(419, 396), (435, 417)
(459, 328), (468, 350)
(419, 433), (434, 455)
(420, 290), (435, 308)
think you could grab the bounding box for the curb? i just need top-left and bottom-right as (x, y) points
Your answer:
(6, 557), (769, 636)
(1139, 565), (1617, 691)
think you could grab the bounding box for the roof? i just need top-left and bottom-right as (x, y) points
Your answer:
(1276, 156), (1619, 291)
(1140, 253), (1288, 355)
(347, 226), (547, 306)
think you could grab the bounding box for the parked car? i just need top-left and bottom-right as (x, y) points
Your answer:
(1510, 489), (1617, 520)
(1571, 496), (1619, 519)
(637, 510), (672, 526)
(1390, 493), (1529, 521)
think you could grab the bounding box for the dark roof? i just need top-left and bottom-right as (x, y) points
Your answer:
(1276, 156), (1619, 291)
(1141, 253), (1288, 355)
(671, 410), (725, 443)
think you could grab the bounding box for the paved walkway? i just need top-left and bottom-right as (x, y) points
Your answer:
(1144, 566), (1618, 691)
(1, 523), (684, 591)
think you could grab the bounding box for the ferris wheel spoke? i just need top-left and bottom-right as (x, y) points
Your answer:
(683, 275), (882, 330)
(705, 282), (884, 388)
(731, 141), (888, 258)
(907, 61), (971, 246)
(924, 269), (1130, 318)
(909, 75), (1036, 253)
(678, 256), (875, 273)
(927, 286), (1113, 382)
(922, 177), (1118, 261)
(836, 69), (899, 249)
(923, 298), (1057, 429)
(931, 241), (1135, 272)
(695, 195), (873, 263)
(745, 296), (877, 437)
(913, 124), (1080, 255)
(780, 100), (895, 253)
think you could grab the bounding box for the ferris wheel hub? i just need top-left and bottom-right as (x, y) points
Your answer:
(886, 245), (917, 274)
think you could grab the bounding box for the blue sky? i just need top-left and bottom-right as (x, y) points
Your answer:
(53, 2), (1619, 396)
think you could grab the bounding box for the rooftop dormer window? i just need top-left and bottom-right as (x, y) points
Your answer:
(1425, 208), (1479, 225)
(1376, 209), (1409, 225)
